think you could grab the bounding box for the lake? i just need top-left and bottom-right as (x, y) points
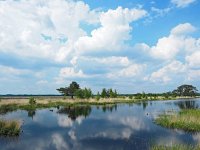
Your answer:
(1, 99), (200, 150)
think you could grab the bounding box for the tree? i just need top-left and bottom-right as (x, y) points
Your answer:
(96, 92), (100, 101)
(113, 89), (118, 98)
(172, 84), (198, 97)
(57, 81), (80, 99)
(75, 89), (84, 99)
(101, 88), (107, 98)
(75, 88), (93, 99)
(83, 88), (92, 99)
(109, 89), (114, 98)
(135, 93), (142, 99)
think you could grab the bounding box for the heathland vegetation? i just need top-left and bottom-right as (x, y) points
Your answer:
(155, 109), (200, 132)
(0, 120), (21, 136)
(151, 144), (200, 150)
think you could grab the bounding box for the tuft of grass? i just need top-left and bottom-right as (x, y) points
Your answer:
(155, 109), (200, 132)
(0, 120), (21, 136)
(151, 144), (200, 150)
(0, 104), (18, 114)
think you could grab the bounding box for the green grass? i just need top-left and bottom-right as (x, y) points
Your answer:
(0, 104), (18, 114)
(0, 120), (21, 136)
(155, 109), (200, 132)
(151, 144), (200, 150)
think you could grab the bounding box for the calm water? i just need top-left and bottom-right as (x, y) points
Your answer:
(1, 99), (200, 150)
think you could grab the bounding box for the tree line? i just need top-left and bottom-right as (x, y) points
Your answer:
(57, 82), (199, 100)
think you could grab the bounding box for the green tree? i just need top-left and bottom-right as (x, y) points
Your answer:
(163, 92), (170, 99)
(135, 93), (142, 99)
(113, 89), (118, 98)
(75, 88), (93, 99)
(109, 89), (114, 98)
(142, 91), (146, 99)
(172, 84), (198, 97)
(84, 88), (92, 99)
(101, 88), (107, 98)
(75, 89), (84, 99)
(57, 81), (80, 99)
(96, 92), (101, 101)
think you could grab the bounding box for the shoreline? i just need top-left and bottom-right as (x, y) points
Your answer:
(0, 96), (199, 106)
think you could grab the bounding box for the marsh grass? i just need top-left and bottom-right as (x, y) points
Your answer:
(0, 104), (18, 114)
(155, 109), (200, 131)
(151, 144), (200, 150)
(0, 120), (21, 136)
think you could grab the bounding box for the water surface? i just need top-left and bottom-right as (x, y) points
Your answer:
(1, 99), (200, 150)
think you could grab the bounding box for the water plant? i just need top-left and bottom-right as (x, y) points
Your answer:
(0, 120), (21, 136)
(151, 144), (200, 150)
(155, 109), (200, 131)
(0, 104), (18, 114)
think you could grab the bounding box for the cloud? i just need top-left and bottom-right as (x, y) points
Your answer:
(59, 67), (86, 78)
(57, 115), (73, 127)
(93, 128), (132, 140)
(186, 51), (200, 68)
(151, 7), (172, 17)
(52, 133), (69, 150)
(107, 63), (145, 78)
(171, 0), (196, 8)
(74, 56), (131, 67)
(150, 23), (198, 60)
(187, 70), (200, 81)
(0, 65), (30, 76)
(75, 6), (147, 53)
(57, 115), (84, 127)
(170, 23), (196, 35)
(0, 0), (99, 63)
(147, 61), (186, 83)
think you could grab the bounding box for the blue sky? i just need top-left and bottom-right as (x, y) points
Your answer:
(0, 0), (200, 94)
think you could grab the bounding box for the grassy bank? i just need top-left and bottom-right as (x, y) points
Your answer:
(151, 144), (200, 150)
(0, 96), (198, 114)
(0, 95), (195, 106)
(0, 120), (21, 136)
(155, 109), (200, 132)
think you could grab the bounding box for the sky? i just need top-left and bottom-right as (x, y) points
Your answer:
(0, 0), (200, 94)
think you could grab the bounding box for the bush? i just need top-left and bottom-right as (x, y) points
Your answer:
(29, 97), (36, 105)
(129, 95), (133, 99)
(135, 93), (142, 99)
(100, 88), (118, 98)
(75, 88), (93, 99)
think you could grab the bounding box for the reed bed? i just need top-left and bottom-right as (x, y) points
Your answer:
(151, 144), (200, 150)
(0, 120), (21, 136)
(155, 109), (200, 131)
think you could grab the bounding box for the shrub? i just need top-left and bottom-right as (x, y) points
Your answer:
(135, 93), (142, 99)
(75, 88), (93, 99)
(29, 97), (36, 105)
(96, 92), (100, 101)
(129, 95), (133, 99)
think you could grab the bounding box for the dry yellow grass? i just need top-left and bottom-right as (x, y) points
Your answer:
(0, 97), (136, 106)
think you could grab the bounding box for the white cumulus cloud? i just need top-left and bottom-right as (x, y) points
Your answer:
(75, 6), (147, 53)
(150, 23), (199, 60)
